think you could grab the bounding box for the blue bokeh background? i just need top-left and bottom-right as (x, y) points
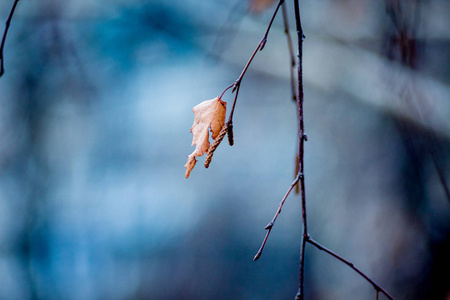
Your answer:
(1, 0), (449, 299)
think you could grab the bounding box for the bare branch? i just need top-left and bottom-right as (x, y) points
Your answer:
(307, 237), (395, 300)
(292, 2), (395, 299)
(220, 0), (285, 124)
(0, 0), (20, 77)
(253, 172), (301, 261)
(292, 1), (308, 299)
(201, 2), (398, 299)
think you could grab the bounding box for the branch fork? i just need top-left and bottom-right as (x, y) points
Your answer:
(191, 1), (396, 298)
(253, 2), (396, 299)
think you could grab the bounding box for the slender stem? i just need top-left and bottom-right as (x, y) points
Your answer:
(235, 0), (283, 82)
(228, 82), (240, 121)
(220, 84), (234, 100)
(0, 0), (20, 77)
(307, 238), (395, 300)
(224, 0), (284, 123)
(253, 172), (302, 261)
(293, 1), (307, 299)
(281, 2), (297, 102)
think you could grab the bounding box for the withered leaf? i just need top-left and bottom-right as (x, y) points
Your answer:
(185, 97), (227, 178)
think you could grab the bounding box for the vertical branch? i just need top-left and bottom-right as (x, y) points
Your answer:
(281, 2), (297, 102)
(0, 0), (21, 77)
(293, 1), (307, 299)
(291, 2), (395, 298)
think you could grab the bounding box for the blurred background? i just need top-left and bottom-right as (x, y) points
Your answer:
(0, 0), (449, 299)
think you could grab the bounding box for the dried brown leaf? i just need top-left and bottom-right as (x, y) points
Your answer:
(185, 97), (227, 178)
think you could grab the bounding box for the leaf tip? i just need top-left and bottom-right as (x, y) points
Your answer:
(184, 156), (196, 178)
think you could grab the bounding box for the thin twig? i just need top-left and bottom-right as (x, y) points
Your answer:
(220, 84), (234, 100)
(307, 237), (395, 300)
(228, 82), (240, 122)
(212, 0), (283, 158)
(214, 0), (284, 164)
(281, 1), (297, 102)
(236, 0), (283, 80)
(0, 0), (20, 77)
(220, 0), (285, 124)
(253, 172), (302, 261)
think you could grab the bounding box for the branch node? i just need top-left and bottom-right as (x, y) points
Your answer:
(264, 221), (274, 230)
(253, 251), (262, 261)
(260, 38), (267, 50)
(303, 134), (308, 141)
(232, 81), (239, 93)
